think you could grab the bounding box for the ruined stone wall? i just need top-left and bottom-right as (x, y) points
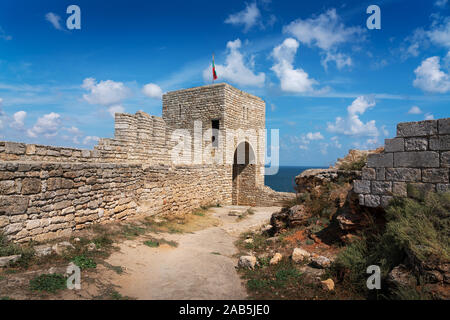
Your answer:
(354, 118), (450, 208)
(0, 83), (292, 242)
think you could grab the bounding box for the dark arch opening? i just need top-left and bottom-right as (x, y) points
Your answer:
(232, 141), (256, 205)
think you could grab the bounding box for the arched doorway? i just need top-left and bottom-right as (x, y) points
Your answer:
(232, 141), (256, 205)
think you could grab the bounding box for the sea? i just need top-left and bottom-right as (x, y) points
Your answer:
(264, 166), (327, 193)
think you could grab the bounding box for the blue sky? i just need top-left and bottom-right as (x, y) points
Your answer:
(1, 0), (450, 166)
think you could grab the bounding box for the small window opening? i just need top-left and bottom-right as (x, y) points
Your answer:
(212, 119), (220, 147)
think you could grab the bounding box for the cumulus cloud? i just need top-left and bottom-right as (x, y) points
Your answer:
(271, 38), (318, 93)
(27, 112), (61, 138)
(82, 78), (130, 106)
(10, 111), (27, 129)
(225, 2), (261, 32)
(142, 83), (163, 99)
(293, 131), (324, 150)
(284, 9), (363, 70)
(203, 39), (265, 87)
(327, 96), (379, 138)
(408, 106), (422, 114)
(331, 136), (342, 149)
(45, 12), (63, 30)
(413, 56), (450, 93)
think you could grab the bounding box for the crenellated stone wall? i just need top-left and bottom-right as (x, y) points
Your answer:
(354, 118), (450, 208)
(0, 83), (294, 242)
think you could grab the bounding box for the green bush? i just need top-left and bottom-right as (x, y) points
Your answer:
(332, 191), (449, 299)
(30, 274), (66, 293)
(72, 255), (97, 270)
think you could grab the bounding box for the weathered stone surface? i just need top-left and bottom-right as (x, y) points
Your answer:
(388, 265), (416, 288)
(405, 138), (428, 151)
(362, 168), (376, 180)
(442, 151), (450, 168)
(292, 248), (311, 263)
(393, 182), (407, 197)
(0, 255), (21, 267)
(385, 168), (421, 181)
(354, 180), (370, 194)
(422, 169), (449, 183)
(381, 196), (393, 208)
(364, 194), (380, 207)
(429, 135), (450, 151)
(52, 241), (75, 255)
(21, 178), (41, 194)
(372, 181), (392, 195)
(0, 180), (16, 195)
(367, 153), (393, 168)
(269, 253), (282, 265)
(5, 142), (25, 155)
(310, 255), (331, 269)
(438, 118), (450, 134)
(376, 168), (385, 180)
(437, 184), (450, 192)
(321, 278), (335, 291)
(394, 152), (439, 168)
(238, 256), (257, 269)
(384, 138), (404, 152)
(0, 196), (28, 215)
(397, 120), (438, 137)
(407, 183), (436, 196)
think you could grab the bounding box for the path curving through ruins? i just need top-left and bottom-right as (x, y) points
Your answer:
(104, 206), (280, 300)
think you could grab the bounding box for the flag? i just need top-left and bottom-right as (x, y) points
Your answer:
(212, 54), (218, 81)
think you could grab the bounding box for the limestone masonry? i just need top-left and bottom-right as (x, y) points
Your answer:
(0, 83), (294, 242)
(355, 118), (450, 208)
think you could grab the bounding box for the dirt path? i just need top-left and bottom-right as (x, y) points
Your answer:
(104, 206), (280, 300)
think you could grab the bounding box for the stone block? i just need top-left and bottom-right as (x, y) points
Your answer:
(407, 183), (436, 197)
(362, 168), (376, 180)
(364, 195), (380, 207)
(422, 169), (449, 183)
(21, 178), (41, 194)
(438, 118), (450, 134)
(442, 151), (450, 168)
(394, 152), (439, 168)
(405, 138), (428, 151)
(429, 135), (450, 151)
(384, 138), (404, 152)
(397, 120), (438, 137)
(385, 168), (421, 181)
(0, 196), (28, 215)
(372, 181), (392, 195)
(358, 194), (365, 206)
(5, 142), (25, 155)
(436, 184), (450, 192)
(0, 180), (16, 195)
(393, 182), (407, 197)
(367, 153), (393, 168)
(376, 168), (385, 180)
(354, 180), (371, 194)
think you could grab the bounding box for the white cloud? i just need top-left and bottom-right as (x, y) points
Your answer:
(202, 39), (265, 87)
(331, 136), (342, 149)
(10, 111), (26, 129)
(225, 2), (261, 32)
(306, 132), (324, 140)
(381, 125), (389, 137)
(327, 96), (379, 137)
(408, 106), (422, 114)
(321, 52), (352, 70)
(107, 105), (125, 118)
(425, 113), (435, 120)
(45, 13), (63, 30)
(284, 9), (363, 70)
(83, 136), (100, 145)
(271, 38), (317, 93)
(142, 83), (163, 99)
(435, 0), (448, 8)
(27, 112), (61, 138)
(82, 78), (130, 106)
(413, 56), (450, 93)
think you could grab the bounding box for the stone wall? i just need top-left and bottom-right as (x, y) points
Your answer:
(354, 118), (450, 208)
(0, 83), (293, 242)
